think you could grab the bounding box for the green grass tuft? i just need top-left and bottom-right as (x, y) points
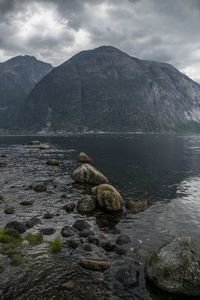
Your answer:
(25, 232), (43, 244)
(10, 254), (23, 266)
(0, 195), (4, 202)
(0, 228), (22, 245)
(49, 237), (63, 253)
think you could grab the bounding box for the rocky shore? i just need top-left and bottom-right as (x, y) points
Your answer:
(0, 140), (199, 300)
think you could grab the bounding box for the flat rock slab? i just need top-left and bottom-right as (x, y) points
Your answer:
(80, 258), (111, 271)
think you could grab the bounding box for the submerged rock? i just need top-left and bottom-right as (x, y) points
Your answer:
(39, 144), (50, 150)
(77, 196), (97, 213)
(145, 236), (200, 296)
(80, 258), (111, 271)
(79, 229), (94, 238)
(33, 183), (47, 193)
(73, 164), (108, 185)
(0, 160), (7, 167)
(46, 159), (59, 166)
(116, 267), (139, 287)
(68, 238), (80, 249)
(126, 198), (150, 213)
(20, 200), (33, 206)
(78, 152), (92, 163)
(92, 184), (123, 212)
(63, 202), (75, 212)
(43, 212), (54, 219)
(4, 206), (15, 214)
(116, 235), (131, 245)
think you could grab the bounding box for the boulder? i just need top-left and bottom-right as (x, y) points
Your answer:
(0, 161), (7, 167)
(39, 144), (50, 150)
(46, 159), (59, 166)
(145, 237), (200, 296)
(80, 258), (111, 271)
(92, 184), (123, 212)
(77, 196), (97, 213)
(126, 198), (150, 213)
(78, 152), (92, 163)
(73, 164), (108, 185)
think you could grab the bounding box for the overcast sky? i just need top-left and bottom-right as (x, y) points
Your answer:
(0, 0), (200, 82)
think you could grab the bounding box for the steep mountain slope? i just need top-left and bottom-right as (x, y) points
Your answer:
(0, 55), (53, 130)
(19, 46), (200, 133)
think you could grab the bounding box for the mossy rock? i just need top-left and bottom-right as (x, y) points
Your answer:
(92, 184), (123, 212)
(145, 237), (200, 296)
(73, 164), (108, 185)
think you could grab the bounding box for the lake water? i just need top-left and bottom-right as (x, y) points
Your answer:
(0, 134), (200, 300)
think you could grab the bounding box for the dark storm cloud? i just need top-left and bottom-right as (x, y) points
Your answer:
(0, 0), (200, 82)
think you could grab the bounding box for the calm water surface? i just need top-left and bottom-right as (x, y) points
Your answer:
(1, 134), (200, 300)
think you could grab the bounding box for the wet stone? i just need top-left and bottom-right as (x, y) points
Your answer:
(26, 217), (42, 228)
(33, 183), (47, 193)
(0, 161), (7, 167)
(61, 225), (75, 238)
(4, 206), (15, 214)
(102, 240), (116, 251)
(83, 244), (94, 252)
(61, 194), (67, 199)
(68, 238), (80, 249)
(88, 236), (100, 245)
(77, 196), (97, 213)
(5, 221), (27, 234)
(20, 200), (34, 206)
(43, 212), (54, 219)
(115, 246), (127, 255)
(79, 229), (94, 238)
(116, 235), (131, 245)
(73, 219), (91, 231)
(40, 228), (56, 235)
(63, 202), (75, 212)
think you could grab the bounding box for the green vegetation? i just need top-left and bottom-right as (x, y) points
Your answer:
(0, 228), (22, 245)
(49, 237), (63, 253)
(10, 254), (23, 266)
(0, 195), (4, 202)
(25, 232), (43, 244)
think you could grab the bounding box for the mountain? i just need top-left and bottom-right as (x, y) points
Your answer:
(0, 55), (53, 130)
(18, 46), (200, 133)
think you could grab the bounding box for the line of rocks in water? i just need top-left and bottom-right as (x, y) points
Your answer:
(1, 141), (200, 297)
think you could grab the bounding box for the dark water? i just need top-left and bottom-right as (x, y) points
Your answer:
(1, 134), (200, 300)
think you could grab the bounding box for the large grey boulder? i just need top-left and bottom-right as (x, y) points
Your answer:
(73, 164), (108, 185)
(145, 237), (200, 296)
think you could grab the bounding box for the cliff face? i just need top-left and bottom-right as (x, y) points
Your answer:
(18, 46), (200, 132)
(0, 55), (53, 130)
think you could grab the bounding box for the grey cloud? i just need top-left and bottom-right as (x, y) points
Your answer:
(0, 0), (200, 82)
